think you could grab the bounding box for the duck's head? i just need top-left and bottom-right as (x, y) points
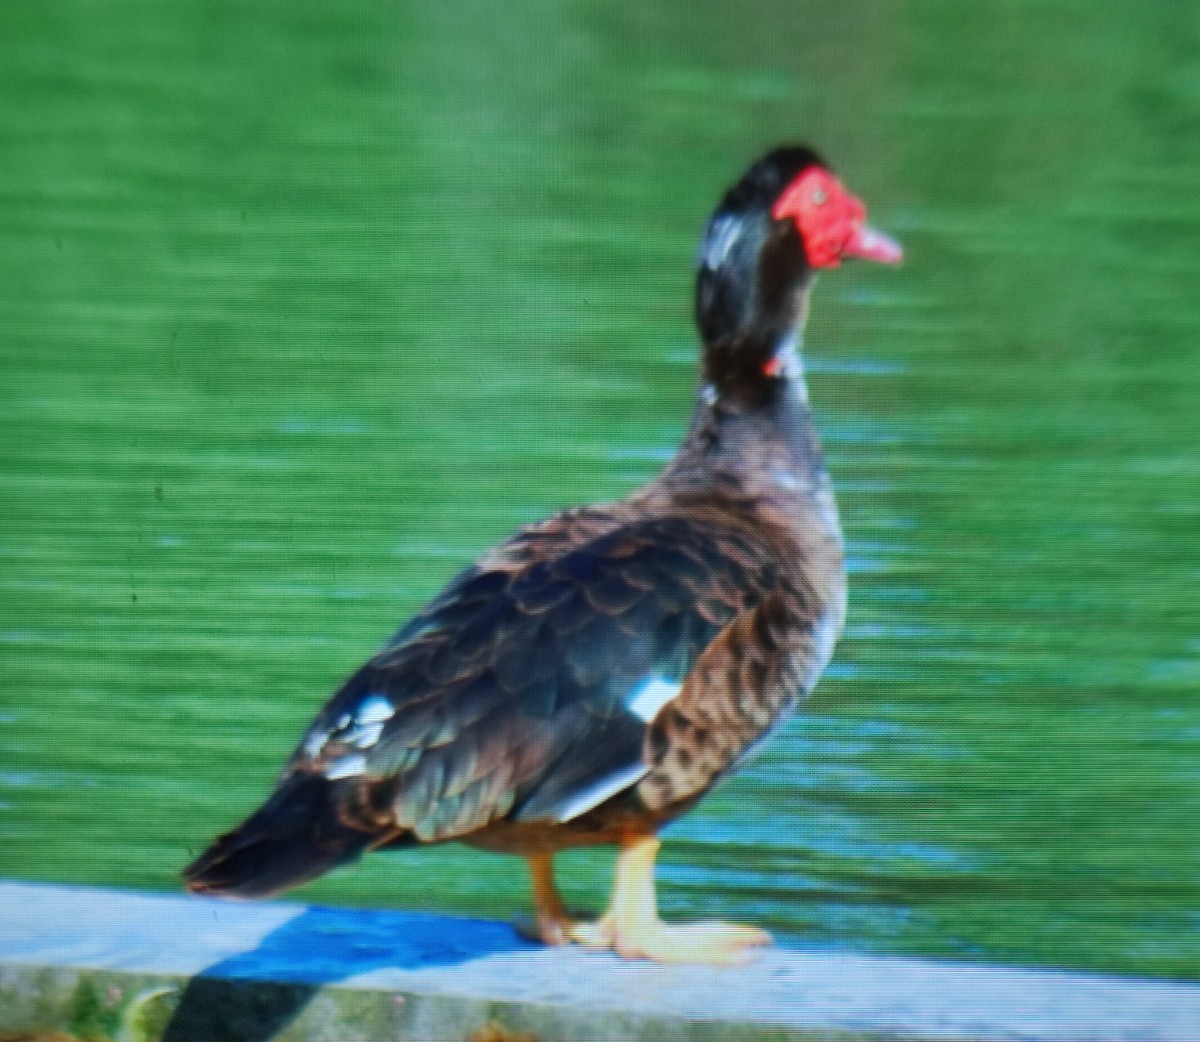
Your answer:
(695, 146), (901, 369)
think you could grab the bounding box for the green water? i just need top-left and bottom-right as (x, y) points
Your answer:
(2, 0), (1198, 980)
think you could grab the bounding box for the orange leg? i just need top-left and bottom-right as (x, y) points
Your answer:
(523, 850), (578, 946)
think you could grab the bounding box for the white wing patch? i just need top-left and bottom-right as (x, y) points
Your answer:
(553, 761), (650, 823)
(309, 693), (397, 776)
(342, 694), (395, 750)
(325, 753), (367, 780)
(302, 729), (327, 760)
(626, 675), (683, 722)
(545, 673), (682, 821)
(355, 695), (395, 724)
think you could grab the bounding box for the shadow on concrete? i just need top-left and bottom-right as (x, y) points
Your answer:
(162, 903), (533, 1042)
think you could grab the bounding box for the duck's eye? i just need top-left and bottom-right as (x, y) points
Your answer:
(812, 189), (827, 206)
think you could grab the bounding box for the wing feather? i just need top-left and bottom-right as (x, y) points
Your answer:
(286, 511), (806, 840)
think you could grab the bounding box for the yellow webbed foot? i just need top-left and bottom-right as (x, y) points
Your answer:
(525, 839), (770, 963)
(565, 911), (615, 950)
(622, 919), (771, 964)
(583, 833), (771, 963)
(599, 917), (771, 964)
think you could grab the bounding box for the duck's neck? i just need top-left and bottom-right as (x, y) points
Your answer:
(665, 326), (830, 500)
(701, 325), (805, 403)
(694, 251), (816, 413)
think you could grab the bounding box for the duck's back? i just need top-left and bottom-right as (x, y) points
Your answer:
(284, 474), (840, 842)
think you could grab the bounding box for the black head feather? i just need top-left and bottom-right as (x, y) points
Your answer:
(708, 146), (830, 223)
(695, 146), (830, 382)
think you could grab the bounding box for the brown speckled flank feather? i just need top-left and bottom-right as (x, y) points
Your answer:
(185, 147), (900, 960)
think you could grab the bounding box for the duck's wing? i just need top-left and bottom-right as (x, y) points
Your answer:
(284, 512), (794, 844)
(638, 583), (842, 811)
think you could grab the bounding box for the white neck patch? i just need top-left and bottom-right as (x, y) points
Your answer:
(700, 214), (743, 271)
(771, 330), (804, 380)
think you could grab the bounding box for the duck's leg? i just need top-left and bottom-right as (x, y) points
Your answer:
(570, 832), (771, 963)
(522, 850), (589, 946)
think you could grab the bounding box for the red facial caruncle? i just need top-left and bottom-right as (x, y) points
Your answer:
(771, 168), (903, 269)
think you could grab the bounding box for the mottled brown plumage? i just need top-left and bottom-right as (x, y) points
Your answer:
(184, 145), (901, 962)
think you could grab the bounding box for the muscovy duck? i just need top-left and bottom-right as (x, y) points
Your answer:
(185, 145), (902, 963)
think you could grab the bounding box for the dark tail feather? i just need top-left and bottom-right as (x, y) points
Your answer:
(184, 774), (375, 898)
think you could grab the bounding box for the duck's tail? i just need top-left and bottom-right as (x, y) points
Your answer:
(183, 774), (375, 898)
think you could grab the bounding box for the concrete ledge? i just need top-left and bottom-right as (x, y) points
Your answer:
(0, 881), (1198, 1041)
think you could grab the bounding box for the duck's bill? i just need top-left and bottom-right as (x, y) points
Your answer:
(845, 224), (903, 264)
